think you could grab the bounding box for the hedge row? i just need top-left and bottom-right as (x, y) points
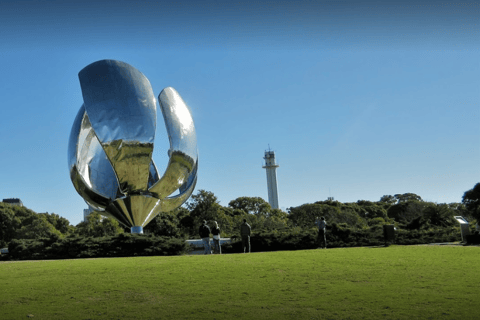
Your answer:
(5, 225), (463, 260)
(7, 233), (189, 260)
(466, 234), (480, 244)
(222, 225), (462, 253)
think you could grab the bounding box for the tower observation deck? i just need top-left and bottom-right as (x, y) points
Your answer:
(262, 150), (279, 209)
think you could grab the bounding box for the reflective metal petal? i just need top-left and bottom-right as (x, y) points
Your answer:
(78, 60), (157, 144)
(76, 108), (119, 200)
(79, 60), (156, 194)
(149, 87), (198, 199)
(159, 160), (198, 213)
(68, 105), (119, 209)
(69, 60), (198, 233)
(159, 87), (197, 160)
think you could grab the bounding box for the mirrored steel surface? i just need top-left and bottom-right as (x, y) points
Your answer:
(68, 60), (198, 232)
(149, 87), (198, 199)
(79, 60), (156, 194)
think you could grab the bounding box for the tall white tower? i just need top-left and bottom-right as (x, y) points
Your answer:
(263, 150), (279, 209)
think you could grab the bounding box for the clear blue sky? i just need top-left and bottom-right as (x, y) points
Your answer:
(0, 0), (478, 226)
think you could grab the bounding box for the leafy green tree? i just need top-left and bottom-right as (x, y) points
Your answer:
(223, 207), (245, 217)
(314, 199), (342, 207)
(270, 208), (288, 220)
(368, 217), (386, 226)
(8, 205), (38, 227)
(16, 215), (62, 240)
(355, 200), (389, 221)
(462, 183), (480, 221)
(75, 212), (124, 237)
(406, 203), (456, 229)
(179, 214), (195, 236)
(185, 190), (233, 237)
(0, 203), (66, 241)
(262, 208), (289, 230)
(187, 190), (220, 224)
(144, 207), (188, 237)
(447, 202), (471, 220)
(288, 203), (366, 229)
(228, 197), (272, 217)
(331, 206), (368, 228)
(186, 189), (219, 213)
(39, 212), (72, 234)
(379, 195), (397, 205)
(422, 203), (456, 227)
(394, 193), (423, 203)
(387, 201), (427, 223)
(0, 204), (21, 246)
(287, 204), (318, 228)
(211, 207), (235, 236)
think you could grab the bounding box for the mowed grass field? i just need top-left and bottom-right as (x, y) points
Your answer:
(0, 246), (478, 320)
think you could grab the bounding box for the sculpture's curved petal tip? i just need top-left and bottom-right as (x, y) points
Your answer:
(149, 87), (198, 199)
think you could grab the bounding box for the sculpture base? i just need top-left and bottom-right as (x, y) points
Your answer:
(131, 226), (144, 234)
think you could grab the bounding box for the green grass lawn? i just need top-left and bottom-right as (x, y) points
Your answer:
(0, 245), (478, 320)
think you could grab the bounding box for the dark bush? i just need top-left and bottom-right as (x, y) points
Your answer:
(7, 234), (189, 260)
(222, 225), (461, 253)
(466, 233), (480, 244)
(395, 227), (460, 245)
(6, 225), (463, 259)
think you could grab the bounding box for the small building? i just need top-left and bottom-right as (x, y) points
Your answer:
(2, 198), (23, 206)
(84, 207), (94, 222)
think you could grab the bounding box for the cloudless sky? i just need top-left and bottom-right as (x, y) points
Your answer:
(0, 0), (478, 226)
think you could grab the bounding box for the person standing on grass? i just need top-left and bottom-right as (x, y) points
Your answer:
(315, 216), (327, 249)
(240, 218), (251, 253)
(199, 220), (212, 254)
(212, 221), (221, 254)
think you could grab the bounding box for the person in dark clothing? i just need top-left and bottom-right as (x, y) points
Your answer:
(199, 220), (212, 254)
(240, 219), (251, 253)
(315, 216), (327, 249)
(211, 221), (221, 254)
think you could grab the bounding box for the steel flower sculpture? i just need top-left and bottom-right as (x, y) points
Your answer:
(68, 60), (198, 233)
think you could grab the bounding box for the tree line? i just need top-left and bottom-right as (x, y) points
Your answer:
(1, 183), (479, 249)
